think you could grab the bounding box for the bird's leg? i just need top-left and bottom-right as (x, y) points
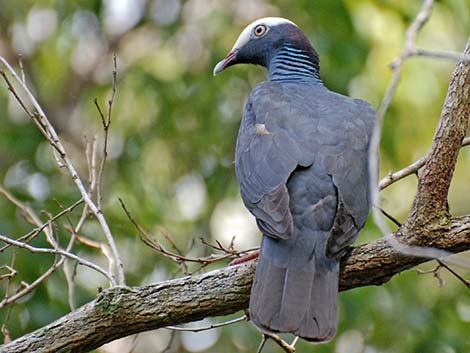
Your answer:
(229, 250), (260, 265)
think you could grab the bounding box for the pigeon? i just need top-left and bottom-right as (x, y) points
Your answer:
(214, 17), (375, 342)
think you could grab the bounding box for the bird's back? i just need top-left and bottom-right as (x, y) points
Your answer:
(236, 81), (375, 341)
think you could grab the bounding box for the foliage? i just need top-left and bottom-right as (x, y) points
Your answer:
(0, 0), (469, 352)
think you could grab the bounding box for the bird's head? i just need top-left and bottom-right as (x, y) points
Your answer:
(213, 17), (319, 77)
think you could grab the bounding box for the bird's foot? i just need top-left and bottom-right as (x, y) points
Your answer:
(229, 250), (260, 266)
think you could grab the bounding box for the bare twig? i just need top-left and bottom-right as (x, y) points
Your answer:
(0, 184), (53, 243)
(161, 330), (176, 353)
(1, 279), (15, 344)
(256, 335), (269, 353)
(200, 236), (237, 254)
(0, 198), (84, 252)
(0, 234), (114, 289)
(412, 48), (470, 63)
(379, 136), (470, 190)
(0, 71), (35, 122)
(74, 136), (98, 234)
(63, 259), (77, 310)
(0, 56), (125, 285)
(438, 260), (470, 289)
(156, 226), (185, 257)
(417, 264), (445, 287)
(95, 53), (117, 210)
(369, 0), (435, 238)
(73, 233), (115, 276)
(0, 265), (17, 281)
(258, 333), (297, 353)
(1, 252), (17, 304)
(379, 208), (402, 228)
(0, 257), (61, 308)
(119, 198), (247, 266)
(0, 221), (80, 308)
(17, 55), (25, 83)
(166, 315), (247, 332)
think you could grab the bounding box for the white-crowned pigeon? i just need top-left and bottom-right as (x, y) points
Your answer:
(214, 17), (376, 342)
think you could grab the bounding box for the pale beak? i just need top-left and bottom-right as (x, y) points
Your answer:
(213, 49), (239, 76)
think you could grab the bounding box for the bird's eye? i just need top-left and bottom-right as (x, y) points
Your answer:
(253, 24), (267, 37)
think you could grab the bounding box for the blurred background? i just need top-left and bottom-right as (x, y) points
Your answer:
(0, 0), (469, 352)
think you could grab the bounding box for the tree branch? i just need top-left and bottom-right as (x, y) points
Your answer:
(379, 136), (470, 190)
(405, 39), (470, 229)
(2, 6), (470, 353)
(0, 57), (125, 285)
(2, 215), (469, 353)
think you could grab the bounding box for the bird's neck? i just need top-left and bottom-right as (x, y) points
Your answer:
(268, 44), (322, 83)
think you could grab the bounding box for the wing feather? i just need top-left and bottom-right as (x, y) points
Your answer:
(235, 82), (375, 245)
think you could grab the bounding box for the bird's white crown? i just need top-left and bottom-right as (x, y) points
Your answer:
(231, 17), (298, 52)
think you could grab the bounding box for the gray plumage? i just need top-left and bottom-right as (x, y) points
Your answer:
(214, 17), (376, 342)
(239, 83), (374, 341)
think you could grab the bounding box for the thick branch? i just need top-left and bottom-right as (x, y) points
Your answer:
(406, 39), (470, 225)
(2, 216), (469, 353)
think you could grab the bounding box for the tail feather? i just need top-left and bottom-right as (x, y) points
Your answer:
(250, 258), (285, 325)
(250, 236), (339, 342)
(299, 263), (338, 341)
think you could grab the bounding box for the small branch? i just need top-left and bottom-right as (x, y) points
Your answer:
(0, 215), (80, 308)
(412, 48), (470, 63)
(17, 55), (25, 83)
(417, 264), (445, 287)
(166, 315), (247, 332)
(379, 208), (402, 228)
(369, 0), (435, 238)
(161, 330), (176, 353)
(0, 234), (114, 287)
(95, 53), (117, 210)
(0, 198), (83, 252)
(0, 184), (54, 243)
(379, 136), (470, 190)
(256, 335), (268, 353)
(260, 333), (297, 353)
(1, 252), (17, 307)
(438, 260), (470, 289)
(119, 199), (253, 267)
(0, 56), (125, 285)
(75, 136), (98, 234)
(0, 265), (17, 281)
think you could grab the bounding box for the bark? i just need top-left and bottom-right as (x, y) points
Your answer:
(405, 40), (470, 228)
(2, 215), (469, 353)
(2, 37), (469, 353)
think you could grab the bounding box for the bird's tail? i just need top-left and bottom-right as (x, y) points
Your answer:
(249, 235), (339, 342)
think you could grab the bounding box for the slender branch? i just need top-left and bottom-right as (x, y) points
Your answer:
(0, 56), (125, 285)
(166, 315), (247, 332)
(161, 331), (176, 353)
(95, 54), (117, 210)
(369, 0), (435, 238)
(260, 333), (296, 353)
(0, 184), (54, 244)
(0, 212), (80, 308)
(412, 48), (470, 62)
(0, 198), (84, 252)
(379, 136), (470, 190)
(0, 234), (114, 286)
(438, 260), (470, 289)
(119, 199), (257, 266)
(256, 335), (268, 353)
